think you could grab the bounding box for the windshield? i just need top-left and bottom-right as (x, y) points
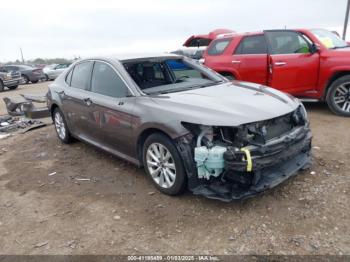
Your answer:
(123, 58), (224, 94)
(311, 29), (348, 49)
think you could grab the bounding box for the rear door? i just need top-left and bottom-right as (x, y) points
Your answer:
(89, 61), (135, 156)
(61, 61), (94, 139)
(265, 30), (320, 95)
(232, 35), (268, 85)
(204, 38), (237, 78)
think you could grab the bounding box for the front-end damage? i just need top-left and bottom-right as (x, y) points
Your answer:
(175, 105), (312, 201)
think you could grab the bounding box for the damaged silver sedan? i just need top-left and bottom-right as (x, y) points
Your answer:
(47, 54), (312, 201)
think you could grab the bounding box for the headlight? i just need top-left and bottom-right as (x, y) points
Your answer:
(299, 103), (308, 121)
(4, 73), (11, 80)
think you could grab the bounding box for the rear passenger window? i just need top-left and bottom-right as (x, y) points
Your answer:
(207, 38), (232, 55)
(70, 61), (93, 90)
(91, 61), (129, 98)
(235, 35), (267, 54)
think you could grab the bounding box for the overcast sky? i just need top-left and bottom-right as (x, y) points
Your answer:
(0, 0), (348, 62)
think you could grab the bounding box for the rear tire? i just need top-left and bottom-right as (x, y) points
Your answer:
(7, 85), (18, 90)
(21, 75), (29, 84)
(142, 133), (187, 196)
(326, 75), (350, 117)
(221, 73), (235, 80)
(0, 81), (4, 92)
(53, 108), (73, 144)
(31, 80), (39, 84)
(45, 74), (49, 81)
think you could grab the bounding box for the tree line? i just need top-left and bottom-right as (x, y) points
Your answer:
(1, 57), (78, 66)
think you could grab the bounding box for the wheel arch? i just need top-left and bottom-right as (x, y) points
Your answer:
(323, 71), (350, 100)
(218, 71), (237, 79)
(50, 103), (59, 119)
(136, 128), (175, 167)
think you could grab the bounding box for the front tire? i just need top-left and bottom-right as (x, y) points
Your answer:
(53, 108), (73, 143)
(142, 133), (186, 195)
(326, 75), (350, 116)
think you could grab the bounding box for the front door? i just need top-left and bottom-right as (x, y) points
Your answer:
(89, 61), (135, 156)
(265, 30), (320, 96)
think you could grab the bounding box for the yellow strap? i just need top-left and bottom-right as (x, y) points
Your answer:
(241, 148), (253, 172)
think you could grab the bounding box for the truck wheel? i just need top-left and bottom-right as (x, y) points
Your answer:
(221, 73), (235, 80)
(7, 85), (18, 90)
(21, 75), (29, 84)
(0, 80), (4, 92)
(142, 133), (187, 196)
(326, 75), (350, 116)
(31, 80), (38, 84)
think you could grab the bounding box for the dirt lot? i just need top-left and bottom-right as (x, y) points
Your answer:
(0, 82), (349, 255)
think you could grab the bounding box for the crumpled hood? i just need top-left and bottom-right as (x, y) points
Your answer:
(149, 81), (300, 126)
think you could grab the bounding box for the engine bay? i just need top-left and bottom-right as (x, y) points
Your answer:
(178, 106), (312, 201)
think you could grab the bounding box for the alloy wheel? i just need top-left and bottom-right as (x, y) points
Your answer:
(333, 83), (350, 113)
(146, 143), (176, 189)
(54, 112), (66, 140)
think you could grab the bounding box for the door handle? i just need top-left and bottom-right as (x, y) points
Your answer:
(83, 98), (93, 106)
(56, 90), (65, 95)
(231, 60), (241, 64)
(118, 101), (124, 106)
(274, 61), (287, 66)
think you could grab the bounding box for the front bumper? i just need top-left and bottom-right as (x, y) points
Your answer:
(187, 126), (312, 202)
(3, 78), (21, 87)
(29, 73), (46, 82)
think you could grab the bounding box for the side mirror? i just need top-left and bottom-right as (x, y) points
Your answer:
(310, 43), (320, 54)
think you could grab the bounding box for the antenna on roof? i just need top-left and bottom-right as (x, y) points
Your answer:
(343, 0), (350, 40)
(20, 47), (25, 64)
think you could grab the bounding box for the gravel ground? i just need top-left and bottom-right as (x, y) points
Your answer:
(0, 82), (349, 255)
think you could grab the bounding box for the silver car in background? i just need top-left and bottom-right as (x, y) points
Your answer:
(44, 63), (70, 81)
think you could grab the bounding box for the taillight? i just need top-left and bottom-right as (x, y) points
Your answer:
(33, 69), (42, 75)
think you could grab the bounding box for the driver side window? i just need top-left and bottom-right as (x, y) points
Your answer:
(91, 61), (129, 98)
(266, 31), (310, 54)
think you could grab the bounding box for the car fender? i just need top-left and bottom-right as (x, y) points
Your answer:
(319, 65), (350, 97)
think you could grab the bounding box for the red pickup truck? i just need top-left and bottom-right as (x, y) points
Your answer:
(203, 29), (350, 116)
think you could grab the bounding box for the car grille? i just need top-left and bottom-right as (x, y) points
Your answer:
(11, 71), (21, 79)
(264, 112), (294, 141)
(246, 111), (297, 144)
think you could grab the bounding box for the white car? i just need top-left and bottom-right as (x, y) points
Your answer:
(43, 64), (70, 81)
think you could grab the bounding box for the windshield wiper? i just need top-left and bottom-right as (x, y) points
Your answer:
(193, 80), (224, 88)
(145, 81), (224, 95)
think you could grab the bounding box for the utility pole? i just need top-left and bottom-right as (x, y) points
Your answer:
(20, 47), (24, 64)
(343, 0), (350, 40)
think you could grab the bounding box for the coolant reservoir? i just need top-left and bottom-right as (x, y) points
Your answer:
(206, 146), (227, 169)
(194, 146), (209, 179)
(194, 145), (227, 179)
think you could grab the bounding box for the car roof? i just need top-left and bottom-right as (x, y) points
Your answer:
(216, 31), (264, 39)
(215, 29), (318, 40)
(79, 53), (182, 63)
